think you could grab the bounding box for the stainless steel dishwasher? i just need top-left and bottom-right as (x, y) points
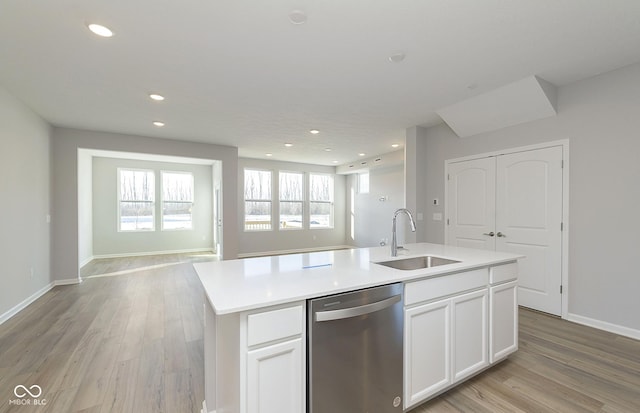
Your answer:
(308, 283), (403, 413)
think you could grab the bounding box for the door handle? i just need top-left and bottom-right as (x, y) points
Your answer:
(496, 232), (506, 237)
(315, 295), (401, 322)
(483, 232), (495, 237)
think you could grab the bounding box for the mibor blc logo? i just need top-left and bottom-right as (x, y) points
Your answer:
(10, 384), (47, 406)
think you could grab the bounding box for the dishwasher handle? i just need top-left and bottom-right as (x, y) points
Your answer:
(315, 294), (401, 322)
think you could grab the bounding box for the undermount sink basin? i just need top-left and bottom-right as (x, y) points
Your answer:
(376, 255), (460, 271)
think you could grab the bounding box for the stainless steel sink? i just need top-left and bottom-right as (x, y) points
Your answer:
(376, 255), (460, 271)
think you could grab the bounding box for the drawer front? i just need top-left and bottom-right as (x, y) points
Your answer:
(405, 268), (489, 306)
(490, 262), (518, 285)
(247, 305), (304, 347)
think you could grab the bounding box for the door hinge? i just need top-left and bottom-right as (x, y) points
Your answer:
(560, 222), (564, 231)
(447, 174), (450, 181)
(560, 285), (563, 294)
(561, 160), (564, 169)
(446, 218), (450, 225)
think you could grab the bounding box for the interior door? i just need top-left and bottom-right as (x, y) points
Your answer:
(496, 146), (563, 315)
(446, 145), (564, 316)
(446, 157), (496, 250)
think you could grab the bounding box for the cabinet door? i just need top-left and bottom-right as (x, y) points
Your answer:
(451, 289), (488, 382)
(246, 338), (303, 413)
(490, 281), (518, 362)
(404, 299), (451, 409)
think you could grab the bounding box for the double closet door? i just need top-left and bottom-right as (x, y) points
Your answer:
(446, 146), (564, 316)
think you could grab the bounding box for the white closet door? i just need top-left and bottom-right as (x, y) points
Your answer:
(446, 157), (496, 250)
(496, 146), (563, 315)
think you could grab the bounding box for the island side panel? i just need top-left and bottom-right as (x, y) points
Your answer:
(204, 298), (241, 413)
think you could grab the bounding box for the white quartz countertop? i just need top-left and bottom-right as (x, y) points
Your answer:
(195, 243), (521, 315)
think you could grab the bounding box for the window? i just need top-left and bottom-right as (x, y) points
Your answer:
(162, 171), (194, 230)
(244, 169), (272, 230)
(358, 172), (370, 194)
(309, 173), (334, 228)
(118, 169), (155, 231)
(279, 171), (303, 229)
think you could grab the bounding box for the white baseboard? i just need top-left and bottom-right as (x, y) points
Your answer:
(238, 245), (352, 259)
(0, 282), (54, 326)
(92, 248), (215, 260)
(568, 313), (640, 341)
(55, 278), (82, 286)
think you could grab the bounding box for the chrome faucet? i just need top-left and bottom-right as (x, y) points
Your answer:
(391, 208), (417, 256)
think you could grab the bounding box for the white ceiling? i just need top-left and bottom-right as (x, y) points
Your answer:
(1, 1), (640, 166)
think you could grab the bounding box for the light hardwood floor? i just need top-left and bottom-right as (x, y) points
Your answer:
(1, 256), (639, 412)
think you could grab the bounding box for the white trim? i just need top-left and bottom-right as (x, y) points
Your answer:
(568, 313), (640, 341)
(55, 278), (82, 286)
(0, 282), (54, 325)
(445, 139), (570, 164)
(92, 248), (214, 260)
(237, 245), (352, 259)
(444, 139), (570, 320)
(0, 277), (85, 326)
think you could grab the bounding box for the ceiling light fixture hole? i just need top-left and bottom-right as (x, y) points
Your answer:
(289, 10), (307, 25)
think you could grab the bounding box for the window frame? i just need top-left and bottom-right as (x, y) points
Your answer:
(117, 167), (156, 232)
(309, 172), (335, 229)
(244, 168), (274, 232)
(161, 170), (195, 231)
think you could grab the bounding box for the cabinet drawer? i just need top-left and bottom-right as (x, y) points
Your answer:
(490, 262), (517, 285)
(405, 268), (488, 306)
(247, 305), (303, 347)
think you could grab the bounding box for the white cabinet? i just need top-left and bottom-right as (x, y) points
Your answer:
(490, 280), (518, 362)
(246, 338), (304, 413)
(404, 298), (451, 407)
(404, 275), (489, 410)
(242, 303), (305, 413)
(452, 289), (488, 382)
(202, 301), (305, 413)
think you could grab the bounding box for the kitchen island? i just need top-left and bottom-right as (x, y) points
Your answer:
(195, 243), (521, 413)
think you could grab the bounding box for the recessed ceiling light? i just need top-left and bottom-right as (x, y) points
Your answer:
(289, 10), (307, 24)
(87, 23), (113, 38)
(332, 160), (339, 164)
(310, 129), (320, 134)
(388, 52), (406, 63)
(391, 143), (400, 148)
(152, 121), (165, 127)
(149, 94), (165, 101)
(265, 153), (273, 157)
(324, 148), (332, 152)
(359, 153), (366, 157)
(284, 143), (293, 147)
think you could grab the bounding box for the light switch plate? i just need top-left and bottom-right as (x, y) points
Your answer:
(433, 213), (443, 221)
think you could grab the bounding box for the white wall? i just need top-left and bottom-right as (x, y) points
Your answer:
(346, 165), (406, 248)
(238, 158), (346, 256)
(52, 127), (238, 282)
(419, 61), (640, 333)
(92, 156), (213, 257)
(0, 86), (52, 321)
